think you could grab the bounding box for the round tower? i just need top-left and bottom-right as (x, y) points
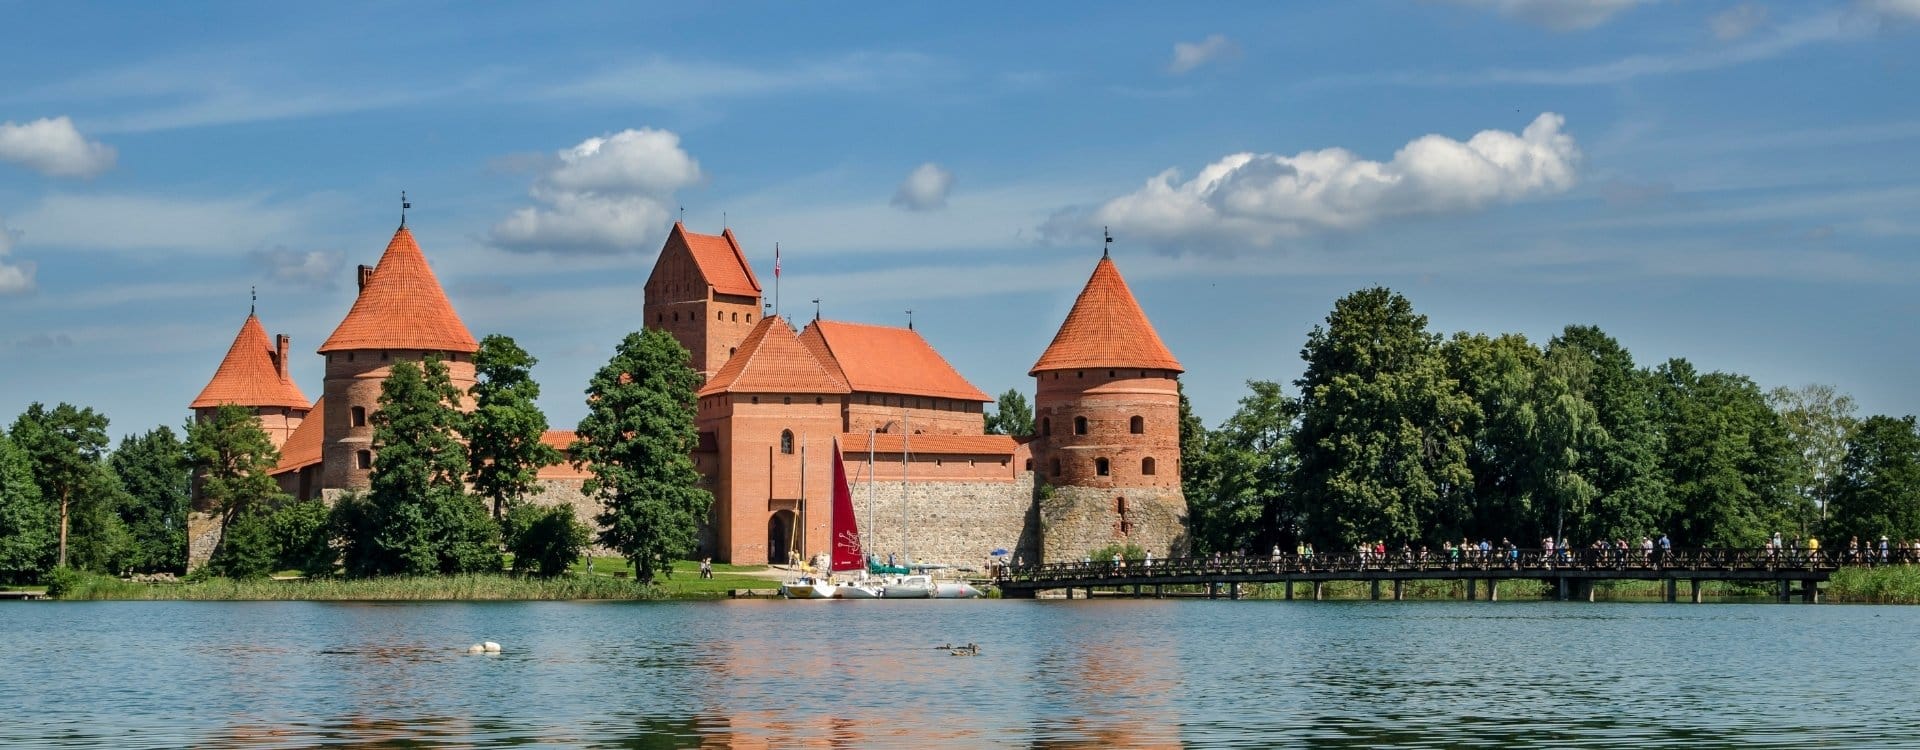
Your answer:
(1029, 249), (1187, 562)
(186, 309), (315, 571)
(317, 224), (478, 493)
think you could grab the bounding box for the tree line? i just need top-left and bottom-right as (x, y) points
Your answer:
(0, 329), (710, 585)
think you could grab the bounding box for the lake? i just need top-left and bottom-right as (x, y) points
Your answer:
(3, 599), (1917, 748)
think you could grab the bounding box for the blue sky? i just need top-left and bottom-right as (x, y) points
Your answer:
(3, 0), (1918, 439)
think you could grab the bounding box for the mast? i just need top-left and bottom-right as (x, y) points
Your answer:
(828, 437), (862, 574)
(796, 436), (806, 566)
(902, 410), (911, 566)
(867, 428), (876, 563)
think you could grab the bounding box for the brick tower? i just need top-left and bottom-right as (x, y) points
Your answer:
(1029, 248), (1187, 562)
(186, 310), (314, 569)
(643, 223), (764, 381)
(316, 223), (478, 492)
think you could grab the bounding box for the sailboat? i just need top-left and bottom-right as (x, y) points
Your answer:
(781, 437), (877, 599)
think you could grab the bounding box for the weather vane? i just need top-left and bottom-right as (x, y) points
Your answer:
(1103, 226), (1112, 258)
(401, 191), (411, 228)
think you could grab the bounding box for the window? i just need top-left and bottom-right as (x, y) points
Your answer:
(1095, 457), (1110, 476)
(356, 450), (372, 470)
(732, 312), (739, 322)
(1025, 459), (1033, 470)
(1142, 457), (1156, 476)
(1077, 371), (1084, 379)
(1116, 497), (1127, 514)
(730, 347), (736, 356)
(780, 430), (795, 455)
(351, 406), (367, 427)
(1050, 458), (1061, 476)
(1130, 415), (1144, 434)
(718, 312), (724, 321)
(348, 352), (355, 362)
(747, 313), (753, 322)
(752, 396), (759, 404)
(1042, 418), (1051, 436)
(783, 396), (792, 405)
(674, 312), (680, 322)
(1075, 416), (1088, 435)
(815, 397), (823, 405)
(1108, 370), (1115, 377)
(657, 313), (664, 323)
(381, 351), (389, 361)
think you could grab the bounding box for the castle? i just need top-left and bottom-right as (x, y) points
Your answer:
(186, 220), (1189, 570)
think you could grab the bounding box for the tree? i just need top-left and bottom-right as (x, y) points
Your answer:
(1189, 381), (1296, 555)
(10, 402), (111, 569)
(345, 357), (500, 576)
(109, 426), (191, 574)
(1650, 359), (1795, 546)
(468, 334), (562, 521)
(1545, 326), (1668, 543)
(1825, 415), (1920, 545)
(187, 404), (288, 573)
(572, 329), (712, 584)
(0, 431), (54, 584)
(985, 389), (1035, 437)
(1291, 288), (1473, 549)
(1768, 383), (1857, 534)
(505, 503), (591, 578)
(270, 499), (334, 576)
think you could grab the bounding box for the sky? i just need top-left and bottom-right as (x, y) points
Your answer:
(2, 0), (1919, 440)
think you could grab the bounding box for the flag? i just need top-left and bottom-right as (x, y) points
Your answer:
(774, 242), (781, 278)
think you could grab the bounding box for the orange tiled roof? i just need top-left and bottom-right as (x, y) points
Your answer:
(271, 396), (324, 475)
(839, 432), (1018, 456)
(799, 320), (991, 402)
(318, 227), (478, 354)
(1030, 256), (1182, 375)
(671, 223), (761, 298)
(536, 429), (589, 479)
(191, 314), (311, 409)
(700, 316), (850, 396)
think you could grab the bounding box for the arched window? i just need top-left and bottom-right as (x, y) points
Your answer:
(356, 450), (372, 470)
(730, 347), (737, 356)
(656, 313), (663, 323)
(747, 313), (753, 322)
(1042, 417), (1051, 436)
(1095, 457), (1110, 476)
(674, 312), (680, 322)
(732, 312), (738, 322)
(1050, 458), (1061, 476)
(718, 311), (724, 321)
(1142, 457), (1156, 476)
(780, 430), (795, 455)
(351, 406), (367, 427)
(1025, 458), (1033, 471)
(1075, 416), (1088, 435)
(1130, 415), (1144, 434)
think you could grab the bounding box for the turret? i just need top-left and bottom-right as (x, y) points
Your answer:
(190, 312), (312, 448)
(1029, 251), (1187, 562)
(642, 223), (764, 380)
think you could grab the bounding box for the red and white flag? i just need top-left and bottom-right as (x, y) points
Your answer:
(774, 242), (781, 278)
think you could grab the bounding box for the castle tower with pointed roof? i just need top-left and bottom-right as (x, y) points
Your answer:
(1028, 252), (1188, 562)
(317, 225), (479, 491)
(191, 312), (313, 448)
(644, 223), (764, 381)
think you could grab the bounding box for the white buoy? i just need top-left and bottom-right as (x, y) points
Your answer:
(483, 641), (502, 653)
(466, 644), (484, 654)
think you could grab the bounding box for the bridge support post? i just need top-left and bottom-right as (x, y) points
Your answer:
(1487, 579), (1499, 602)
(1285, 580), (1294, 600)
(1312, 581), (1324, 601)
(1392, 579), (1404, 601)
(1133, 584), (1142, 598)
(1465, 579), (1476, 600)
(1230, 582), (1241, 600)
(1155, 584), (1163, 599)
(1802, 583), (1817, 603)
(1557, 577), (1567, 601)
(1064, 587), (1074, 600)
(1778, 579), (1791, 602)
(1583, 580), (1595, 602)
(1665, 579), (1678, 603)
(1370, 580), (1381, 601)
(1690, 579), (1702, 603)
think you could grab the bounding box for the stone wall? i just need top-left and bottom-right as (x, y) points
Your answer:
(850, 472), (1037, 570)
(1039, 485), (1187, 563)
(186, 511), (223, 571)
(530, 479), (618, 556)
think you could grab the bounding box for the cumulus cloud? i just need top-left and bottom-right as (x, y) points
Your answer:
(1711, 3), (1770, 40)
(1043, 113), (1580, 251)
(891, 163), (955, 211)
(1443, 0), (1650, 31)
(1170, 34), (1239, 74)
(489, 128), (702, 254)
(0, 216), (32, 296)
(249, 245), (344, 289)
(0, 116), (117, 178)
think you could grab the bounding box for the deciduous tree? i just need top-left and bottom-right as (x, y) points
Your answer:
(1768, 383), (1857, 534)
(468, 334), (561, 521)
(985, 389), (1035, 437)
(0, 431), (54, 583)
(344, 358), (499, 576)
(1824, 415), (1920, 545)
(187, 404), (288, 574)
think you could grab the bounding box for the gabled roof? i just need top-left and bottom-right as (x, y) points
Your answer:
(192, 313), (311, 409)
(271, 396), (324, 475)
(666, 222), (762, 298)
(699, 315), (849, 396)
(800, 320), (991, 403)
(318, 226), (478, 354)
(1030, 255), (1182, 375)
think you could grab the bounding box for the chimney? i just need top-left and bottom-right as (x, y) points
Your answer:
(275, 334), (291, 382)
(357, 264), (375, 292)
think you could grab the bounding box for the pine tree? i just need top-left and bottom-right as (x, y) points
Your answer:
(187, 405), (288, 576)
(10, 402), (111, 569)
(347, 357), (500, 576)
(468, 334), (562, 521)
(0, 431), (54, 584)
(110, 426), (191, 574)
(572, 329), (711, 584)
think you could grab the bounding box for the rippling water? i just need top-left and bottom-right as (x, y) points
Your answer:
(3, 599), (1918, 747)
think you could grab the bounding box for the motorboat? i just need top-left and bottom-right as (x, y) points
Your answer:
(835, 581), (882, 598)
(933, 581), (985, 599)
(780, 577), (837, 599)
(879, 574), (934, 599)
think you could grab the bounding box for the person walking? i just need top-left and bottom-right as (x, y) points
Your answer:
(1144, 549), (1154, 575)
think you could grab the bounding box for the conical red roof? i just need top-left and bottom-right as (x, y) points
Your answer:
(192, 313), (311, 409)
(319, 226), (477, 353)
(1030, 255), (1182, 375)
(700, 315), (849, 396)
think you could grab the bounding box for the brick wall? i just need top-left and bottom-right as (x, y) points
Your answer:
(320, 349), (476, 491)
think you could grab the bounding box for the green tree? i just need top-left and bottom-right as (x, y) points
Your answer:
(1545, 326), (1668, 543)
(505, 503), (591, 577)
(271, 499), (335, 575)
(1824, 415), (1920, 545)
(109, 426), (191, 574)
(187, 404), (288, 573)
(345, 357), (500, 576)
(1291, 288), (1473, 549)
(1650, 359), (1795, 546)
(10, 402), (112, 569)
(572, 329), (712, 584)
(1768, 383), (1857, 535)
(0, 431), (55, 583)
(1443, 333), (1603, 545)
(1190, 380), (1296, 555)
(468, 334), (562, 521)
(985, 389), (1035, 437)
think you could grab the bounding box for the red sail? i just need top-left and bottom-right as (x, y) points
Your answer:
(830, 438), (864, 573)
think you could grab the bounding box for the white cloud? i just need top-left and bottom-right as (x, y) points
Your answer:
(1711, 3), (1770, 40)
(0, 216), (32, 296)
(891, 163), (955, 211)
(1443, 0), (1650, 31)
(543, 53), (936, 106)
(1861, 0), (1920, 21)
(1169, 34), (1239, 74)
(0, 117), (116, 178)
(1045, 113), (1580, 251)
(249, 246), (344, 289)
(489, 128), (703, 254)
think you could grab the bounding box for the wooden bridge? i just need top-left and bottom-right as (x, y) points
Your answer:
(995, 548), (1892, 602)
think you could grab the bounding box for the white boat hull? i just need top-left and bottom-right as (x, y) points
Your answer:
(781, 582), (837, 599)
(835, 582), (881, 599)
(880, 575), (934, 599)
(933, 582), (984, 599)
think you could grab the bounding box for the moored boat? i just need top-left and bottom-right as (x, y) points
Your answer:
(780, 578), (838, 599)
(879, 574), (934, 599)
(933, 581), (985, 599)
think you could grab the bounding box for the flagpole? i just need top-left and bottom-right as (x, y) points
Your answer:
(774, 242), (781, 319)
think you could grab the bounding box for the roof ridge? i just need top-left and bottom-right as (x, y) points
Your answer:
(700, 315), (848, 396)
(318, 227), (478, 354)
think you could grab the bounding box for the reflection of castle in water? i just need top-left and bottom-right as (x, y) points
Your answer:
(186, 220), (1189, 569)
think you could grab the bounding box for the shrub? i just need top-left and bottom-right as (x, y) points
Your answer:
(208, 507), (275, 579)
(1087, 542), (1147, 563)
(506, 504), (590, 578)
(272, 500), (335, 575)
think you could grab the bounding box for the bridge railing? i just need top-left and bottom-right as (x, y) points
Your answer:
(999, 547), (1896, 584)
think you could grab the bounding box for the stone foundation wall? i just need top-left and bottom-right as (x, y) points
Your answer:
(530, 479), (618, 556)
(850, 472), (1037, 570)
(186, 511), (223, 571)
(1039, 485), (1187, 564)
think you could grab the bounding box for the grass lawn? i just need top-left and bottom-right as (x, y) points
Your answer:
(570, 556), (779, 598)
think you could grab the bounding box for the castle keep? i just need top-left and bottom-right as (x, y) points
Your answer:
(186, 220), (1188, 570)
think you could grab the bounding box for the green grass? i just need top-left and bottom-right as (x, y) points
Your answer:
(1827, 565), (1920, 604)
(40, 558), (782, 601)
